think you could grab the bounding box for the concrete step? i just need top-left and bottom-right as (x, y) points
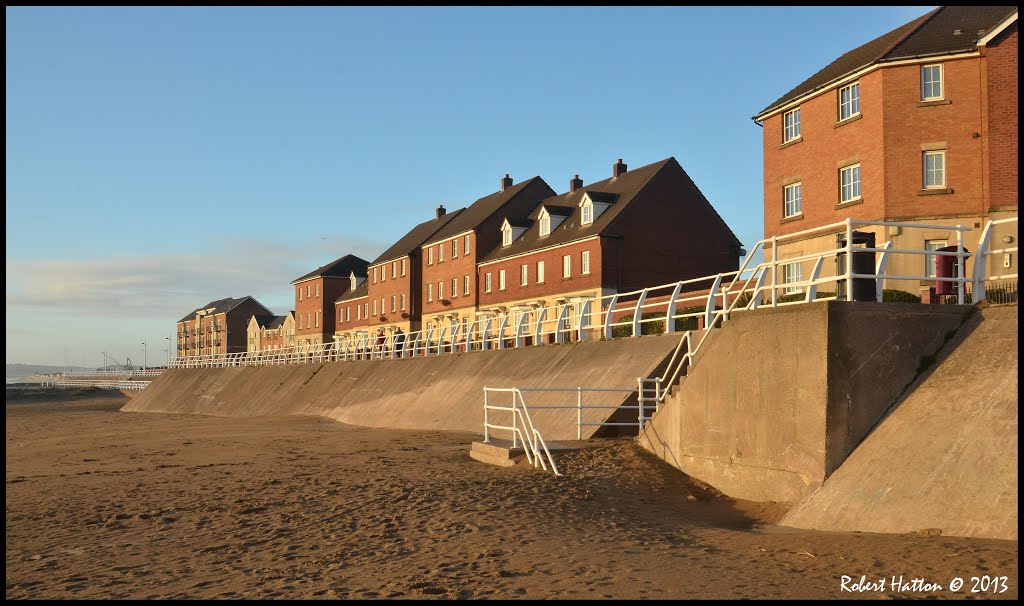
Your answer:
(469, 439), (526, 468)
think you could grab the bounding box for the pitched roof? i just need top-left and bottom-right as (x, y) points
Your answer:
(292, 254), (370, 284)
(249, 314), (277, 329)
(250, 314), (287, 330)
(480, 157), (739, 264)
(542, 204), (574, 217)
(754, 6), (1017, 120)
(335, 282), (369, 303)
(423, 177), (556, 246)
(371, 208), (466, 266)
(178, 296), (272, 323)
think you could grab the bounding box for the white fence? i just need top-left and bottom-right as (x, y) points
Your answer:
(51, 379), (151, 391)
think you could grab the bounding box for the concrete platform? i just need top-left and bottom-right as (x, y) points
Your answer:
(469, 438), (583, 469)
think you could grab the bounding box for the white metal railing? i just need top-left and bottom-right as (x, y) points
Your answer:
(172, 217), (1014, 371)
(972, 216), (1019, 301)
(482, 387), (564, 476)
(60, 369), (165, 379)
(52, 378), (151, 391)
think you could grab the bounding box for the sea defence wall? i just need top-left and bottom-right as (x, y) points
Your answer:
(638, 301), (971, 504)
(780, 306), (1017, 540)
(123, 332), (684, 441)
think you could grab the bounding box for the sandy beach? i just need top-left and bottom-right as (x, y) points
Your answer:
(5, 389), (1018, 600)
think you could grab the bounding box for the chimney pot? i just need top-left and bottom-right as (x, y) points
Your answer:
(436, 204), (446, 219)
(570, 174), (583, 193)
(501, 173), (513, 191)
(613, 159), (628, 178)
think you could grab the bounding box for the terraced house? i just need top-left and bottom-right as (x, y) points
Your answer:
(177, 296), (274, 357)
(292, 254), (370, 350)
(418, 174), (557, 341)
(753, 5), (1018, 296)
(477, 158), (742, 342)
(246, 312), (295, 353)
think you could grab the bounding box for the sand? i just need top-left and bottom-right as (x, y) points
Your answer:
(5, 389), (1018, 600)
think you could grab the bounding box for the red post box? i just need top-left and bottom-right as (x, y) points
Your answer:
(935, 245), (971, 296)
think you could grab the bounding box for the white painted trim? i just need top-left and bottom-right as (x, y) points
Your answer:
(977, 11), (1018, 47)
(754, 51), (981, 122)
(368, 254), (409, 271)
(421, 228), (474, 249)
(478, 235), (601, 267)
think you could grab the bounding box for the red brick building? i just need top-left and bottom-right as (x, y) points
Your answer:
(177, 296), (274, 357)
(292, 254), (370, 349)
(477, 158), (741, 341)
(753, 6), (1018, 294)
(246, 312), (294, 352)
(418, 175), (556, 336)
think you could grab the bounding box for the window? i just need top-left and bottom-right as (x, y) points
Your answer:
(921, 64), (942, 100)
(783, 262), (802, 294)
(380, 298), (385, 315)
(373, 267), (378, 284)
(452, 278), (458, 298)
(372, 300), (377, 316)
(839, 164), (861, 204)
(452, 239), (458, 258)
(539, 213), (551, 236)
(562, 254), (571, 278)
(401, 259), (406, 276)
(315, 311), (319, 327)
(438, 281), (443, 300)
(464, 235), (470, 255)
(783, 108), (801, 142)
(581, 202), (594, 225)
(357, 305), (362, 320)
(839, 82), (860, 121)
(485, 272), (492, 293)
(346, 307), (350, 322)
(439, 243), (444, 263)
(298, 287), (303, 301)
(923, 151), (945, 189)
(427, 284), (433, 302)
(315, 284), (319, 297)
(499, 269), (506, 291)
(463, 275), (470, 296)
(391, 295), (396, 312)
(784, 182), (802, 217)
(306, 312), (311, 327)
(392, 262), (396, 279)
(428, 247), (434, 265)
(364, 303), (367, 318)
(502, 226), (512, 247)
(581, 251), (591, 275)
(537, 260), (545, 283)
(401, 293), (406, 310)
(925, 240), (947, 278)
(520, 264), (528, 286)
(307, 285), (311, 298)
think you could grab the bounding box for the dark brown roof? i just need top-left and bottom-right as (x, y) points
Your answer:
(754, 6), (1017, 120)
(543, 204), (574, 217)
(371, 208), (465, 266)
(251, 314), (287, 330)
(292, 254), (370, 285)
(178, 296), (272, 323)
(479, 157), (739, 264)
(335, 282), (369, 303)
(423, 177), (556, 246)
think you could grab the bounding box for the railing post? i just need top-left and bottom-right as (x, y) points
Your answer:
(483, 388), (490, 444)
(533, 307), (546, 346)
(632, 289), (648, 337)
(956, 225), (965, 305)
(750, 269), (767, 309)
(511, 390), (518, 449)
(843, 218), (853, 302)
(874, 240), (894, 302)
(576, 299), (591, 342)
(555, 304), (570, 344)
(577, 386), (583, 441)
(637, 377), (644, 434)
(704, 274), (722, 329)
(665, 282), (683, 333)
(603, 294), (618, 339)
(497, 314), (510, 350)
(771, 234), (778, 307)
(973, 220), (994, 302)
(806, 256), (824, 303)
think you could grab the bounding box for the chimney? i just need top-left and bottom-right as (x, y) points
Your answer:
(613, 158), (628, 178)
(501, 173), (513, 191)
(436, 204), (446, 219)
(570, 174), (583, 193)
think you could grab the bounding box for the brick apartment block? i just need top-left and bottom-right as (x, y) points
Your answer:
(177, 296), (274, 357)
(292, 254), (370, 348)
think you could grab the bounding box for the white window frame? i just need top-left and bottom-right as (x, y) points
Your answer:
(463, 275), (470, 296)
(485, 272), (492, 293)
(784, 182), (802, 218)
(307, 312), (311, 327)
(438, 281), (443, 300)
(783, 262), (803, 294)
(502, 226), (512, 247)
(537, 260), (545, 283)
(581, 202), (594, 225)
(924, 239), (947, 278)
(464, 235), (470, 256)
(539, 212), (551, 236)
(391, 295), (396, 313)
(783, 107), (801, 142)
(921, 64), (943, 101)
(315, 311), (319, 327)
(373, 267), (378, 284)
(427, 283), (433, 302)
(838, 82), (860, 121)
(401, 293), (406, 310)
(581, 250), (591, 275)
(401, 258), (407, 276)
(499, 269), (506, 291)
(923, 150), (945, 189)
(438, 243), (444, 263)
(391, 262), (396, 279)
(452, 278), (458, 298)
(299, 287), (303, 301)
(839, 164), (861, 204)
(357, 305), (362, 320)
(346, 307), (350, 322)
(428, 247), (434, 265)
(452, 239), (458, 258)
(315, 283), (319, 297)
(520, 264), (528, 286)
(562, 254), (571, 278)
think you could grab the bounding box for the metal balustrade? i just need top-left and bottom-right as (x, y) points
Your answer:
(51, 379), (151, 391)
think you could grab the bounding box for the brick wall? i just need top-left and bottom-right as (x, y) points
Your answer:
(986, 24), (1018, 211)
(421, 232), (476, 317)
(335, 296), (369, 333)
(477, 238), (603, 307)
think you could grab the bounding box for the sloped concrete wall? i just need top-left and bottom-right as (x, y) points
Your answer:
(123, 333), (683, 441)
(782, 306), (1017, 540)
(638, 302), (970, 503)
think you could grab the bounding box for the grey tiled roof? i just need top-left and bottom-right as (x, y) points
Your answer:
(178, 296), (271, 323)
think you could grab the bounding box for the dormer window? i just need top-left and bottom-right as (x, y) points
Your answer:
(581, 201), (594, 225)
(539, 211), (551, 237)
(350, 271), (357, 291)
(500, 218), (527, 247)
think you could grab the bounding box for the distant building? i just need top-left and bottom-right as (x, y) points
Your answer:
(292, 254), (370, 350)
(246, 312), (293, 353)
(177, 296), (274, 357)
(753, 6), (1018, 295)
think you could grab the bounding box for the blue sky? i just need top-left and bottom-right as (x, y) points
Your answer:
(6, 6), (933, 366)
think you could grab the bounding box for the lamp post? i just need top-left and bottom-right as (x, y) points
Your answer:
(141, 341), (147, 370)
(165, 336), (170, 367)
(101, 351), (107, 371)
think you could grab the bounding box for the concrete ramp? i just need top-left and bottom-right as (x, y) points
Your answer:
(781, 306), (1018, 540)
(123, 333), (682, 441)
